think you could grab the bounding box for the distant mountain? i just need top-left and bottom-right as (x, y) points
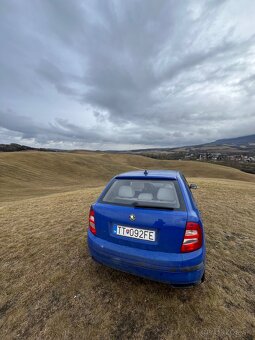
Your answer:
(0, 143), (63, 152)
(0, 143), (35, 152)
(129, 134), (255, 153)
(210, 134), (255, 146)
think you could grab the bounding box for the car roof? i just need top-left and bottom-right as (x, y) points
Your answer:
(115, 170), (180, 180)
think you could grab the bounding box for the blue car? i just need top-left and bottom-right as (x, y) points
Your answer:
(88, 170), (206, 287)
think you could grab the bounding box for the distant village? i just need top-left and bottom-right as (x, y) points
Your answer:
(184, 152), (255, 163)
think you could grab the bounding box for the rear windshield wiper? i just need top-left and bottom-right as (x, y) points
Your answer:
(132, 202), (174, 210)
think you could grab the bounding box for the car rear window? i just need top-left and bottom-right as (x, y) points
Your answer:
(100, 179), (186, 211)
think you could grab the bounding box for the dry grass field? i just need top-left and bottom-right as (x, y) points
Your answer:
(0, 152), (254, 339)
(0, 151), (254, 202)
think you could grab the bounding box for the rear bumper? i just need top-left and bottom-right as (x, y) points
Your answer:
(87, 232), (205, 285)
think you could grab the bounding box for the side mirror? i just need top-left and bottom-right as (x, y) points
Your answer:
(189, 183), (198, 190)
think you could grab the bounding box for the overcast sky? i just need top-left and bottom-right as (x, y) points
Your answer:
(0, 0), (255, 150)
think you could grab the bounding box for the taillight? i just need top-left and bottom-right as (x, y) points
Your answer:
(89, 207), (96, 235)
(181, 222), (202, 253)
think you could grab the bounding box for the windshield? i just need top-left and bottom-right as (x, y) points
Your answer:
(100, 179), (186, 211)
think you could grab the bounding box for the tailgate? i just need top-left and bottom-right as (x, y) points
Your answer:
(94, 203), (187, 253)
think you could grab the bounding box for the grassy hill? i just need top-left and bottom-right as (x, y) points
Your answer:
(0, 152), (254, 339)
(0, 151), (254, 202)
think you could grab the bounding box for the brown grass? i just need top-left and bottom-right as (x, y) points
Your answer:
(0, 151), (254, 203)
(0, 152), (254, 339)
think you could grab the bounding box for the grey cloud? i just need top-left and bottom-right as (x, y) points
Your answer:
(37, 60), (83, 97)
(1, 108), (254, 149)
(0, 110), (103, 144)
(36, 0), (255, 124)
(0, 0), (255, 149)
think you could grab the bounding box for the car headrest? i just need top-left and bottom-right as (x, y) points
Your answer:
(118, 185), (134, 198)
(138, 193), (153, 201)
(157, 187), (175, 201)
(131, 181), (144, 191)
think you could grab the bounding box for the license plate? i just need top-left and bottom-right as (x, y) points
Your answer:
(113, 225), (155, 242)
